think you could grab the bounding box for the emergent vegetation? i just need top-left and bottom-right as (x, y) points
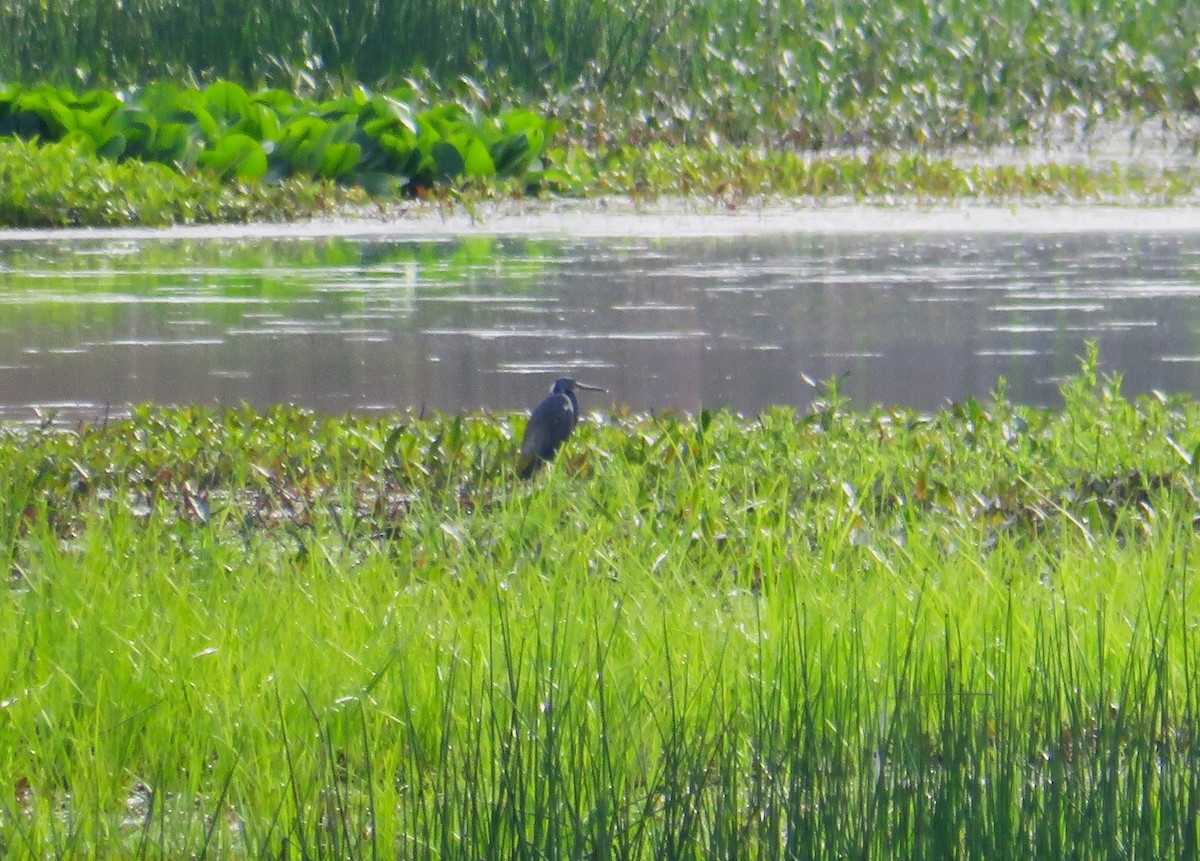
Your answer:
(0, 81), (563, 193)
(2, 0), (1199, 148)
(0, 136), (358, 227)
(3, 355), (1200, 858)
(3, 0), (1199, 224)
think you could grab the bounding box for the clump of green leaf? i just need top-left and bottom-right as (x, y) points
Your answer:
(0, 80), (566, 195)
(0, 137), (348, 226)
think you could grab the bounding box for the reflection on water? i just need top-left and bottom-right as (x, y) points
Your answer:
(0, 230), (1199, 419)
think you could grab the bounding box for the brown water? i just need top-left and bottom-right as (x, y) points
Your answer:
(1, 227), (1199, 419)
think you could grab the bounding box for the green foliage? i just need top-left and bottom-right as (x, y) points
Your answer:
(0, 81), (563, 194)
(623, 0), (1200, 146)
(2, 130), (1192, 230)
(0, 137), (348, 226)
(0, 0), (676, 93)
(578, 144), (1200, 203)
(3, 362), (1200, 856)
(1, 0), (1198, 147)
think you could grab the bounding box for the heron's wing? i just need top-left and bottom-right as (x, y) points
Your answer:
(518, 394), (576, 477)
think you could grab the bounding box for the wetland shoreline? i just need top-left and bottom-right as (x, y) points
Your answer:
(5, 199), (1200, 242)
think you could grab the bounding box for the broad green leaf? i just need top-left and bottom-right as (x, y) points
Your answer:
(173, 92), (221, 143)
(150, 122), (194, 165)
(320, 94), (359, 115)
(499, 108), (545, 134)
(523, 126), (545, 156)
(198, 133), (268, 181)
(205, 81), (251, 123)
(420, 102), (468, 136)
(460, 135), (495, 177)
(378, 127), (417, 154)
(110, 109), (155, 155)
(530, 166), (576, 188)
(17, 90), (77, 136)
(275, 116), (327, 163)
(254, 88), (299, 113)
(320, 141), (361, 179)
(323, 118), (357, 146)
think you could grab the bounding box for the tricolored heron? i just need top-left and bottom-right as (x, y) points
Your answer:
(517, 377), (606, 479)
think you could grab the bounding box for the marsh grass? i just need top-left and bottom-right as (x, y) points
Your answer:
(570, 144), (1200, 204)
(3, 354), (1200, 858)
(7, 132), (1197, 230)
(0, 137), (354, 227)
(2, 0), (1198, 147)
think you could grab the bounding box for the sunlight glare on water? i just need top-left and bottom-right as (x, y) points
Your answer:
(0, 228), (1199, 419)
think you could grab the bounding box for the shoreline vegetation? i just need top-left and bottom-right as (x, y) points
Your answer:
(4, 356), (1200, 858)
(12, 234), (1198, 858)
(4, 0), (1199, 148)
(3, 123), (1198, 228)
(3, 0), (1200, 227)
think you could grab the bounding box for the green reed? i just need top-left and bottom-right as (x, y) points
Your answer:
(2, 355), (1200, 858)
(0, 0), (681, 94)
(2, 0), (1197, 146)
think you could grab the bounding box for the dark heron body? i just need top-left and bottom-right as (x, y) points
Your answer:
(518, 377), (605, 478)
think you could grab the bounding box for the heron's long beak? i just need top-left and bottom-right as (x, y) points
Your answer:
(575, 382), (607, 392)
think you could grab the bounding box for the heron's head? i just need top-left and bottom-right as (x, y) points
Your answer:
(551, 377), (606, 395)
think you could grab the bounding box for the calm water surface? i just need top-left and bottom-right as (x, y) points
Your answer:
(1, 230), (1199, 418)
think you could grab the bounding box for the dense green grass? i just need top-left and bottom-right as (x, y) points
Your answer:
(0, 137), (359, 226)
(573, 144), (1200, 204)
(4, 1), (1199, 224)
(2, 0), (1198, 147)
(4, 132), (1197, 228)
(2, 353), (1200, 858)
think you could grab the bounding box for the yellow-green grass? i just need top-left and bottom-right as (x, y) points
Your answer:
(2, 354), (1199, 858)
(0, 137), (358, 227)
(568, 144), (1200, 204)
(5, 134), (1199, 229)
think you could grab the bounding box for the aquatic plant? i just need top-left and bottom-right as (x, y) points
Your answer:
(0, 136), (353, 226)
(576, 144), (1200, 204)
(3, 129), (1195, 228)
(2, 356), (1200, 858)
(0, 81), (565, 194)
(2, 0), (1197, 147)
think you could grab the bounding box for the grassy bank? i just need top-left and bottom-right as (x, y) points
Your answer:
(2, 0), (1199, 225)
(2, 0), (1199, 148)
(3, 355), (1200, 858)
(0, 137), (364, 227)
(4, 134), (1199, 228)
